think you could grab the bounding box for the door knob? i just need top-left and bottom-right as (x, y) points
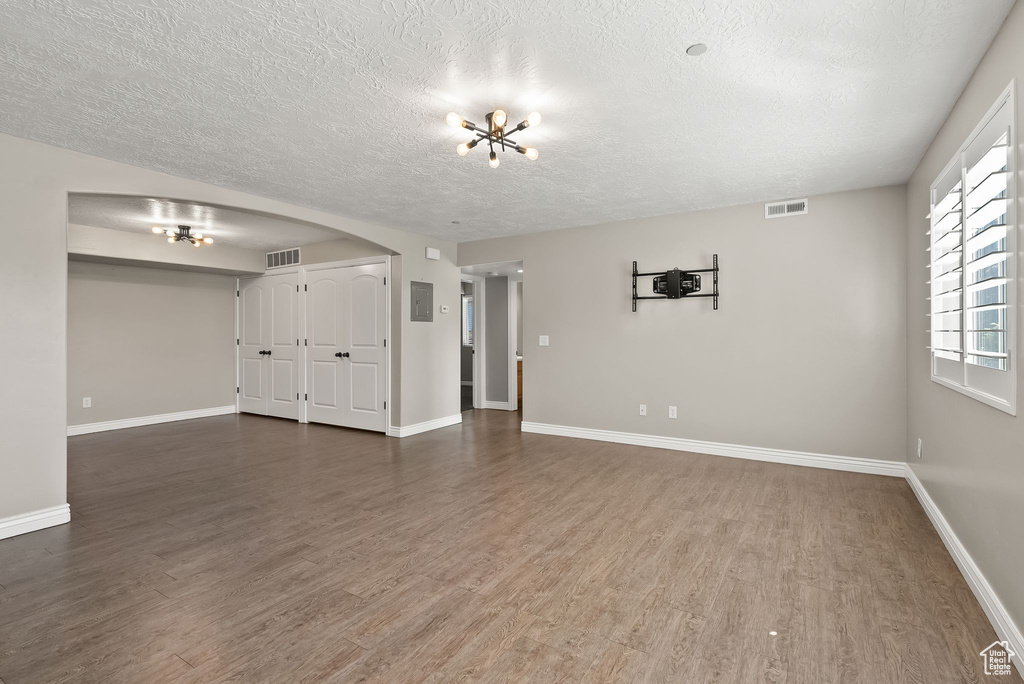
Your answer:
(335, 351), (350, 358)
(265, 350), (272, 356)
(258, 350), (266, 355)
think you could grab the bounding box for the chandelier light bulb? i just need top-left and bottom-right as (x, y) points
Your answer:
(526, 111), (542, 127)
(167, 236), (176, 243)
(457, 142), (470, 156)
(204, 237), (213, 244)
(489, 151), (500, 168)
(445, 112), (464, 128)
(193, 232), (204, 239)
(492, 109), (507, 127)
(151, 226), (163, 233)
(193, 241), (201, 247)
(524, 147), (539, 160)
(165, 229), (175, 236)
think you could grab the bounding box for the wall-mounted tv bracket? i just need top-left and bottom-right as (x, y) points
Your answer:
(632, 254), (719, 312)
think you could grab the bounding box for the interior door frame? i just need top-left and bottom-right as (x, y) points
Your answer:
(299, 255), (391, 432)
(507, 277), (518, 411)
(235, 268), (301, 416)
(462, 274), (485, 410)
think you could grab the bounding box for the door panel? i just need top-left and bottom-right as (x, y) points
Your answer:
(267, 277), (299, 419)
(238, 280), (268, 415)
(238, 273), (299, 418)
(304, 262), (387, 432)
(341, 263), (387, 431)
(350, 363), (378, 412)
(305, 269), (345, 426)
(311, 360), (338, 409)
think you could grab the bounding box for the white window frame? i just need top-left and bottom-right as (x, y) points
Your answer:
(928, 81), (1017, 415)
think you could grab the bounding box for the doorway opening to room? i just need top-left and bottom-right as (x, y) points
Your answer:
(65, 193), (396, 438)
(459, 261), (523, 416)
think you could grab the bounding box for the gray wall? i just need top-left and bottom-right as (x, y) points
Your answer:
(905, 0), (1024, 639)
(459, 185), (908, 461)
(461, 281), (473, 383)
(68, 262), (236, 425)
(0, 131), (457, 524)
(516, 281), (523, 356)
(300, 237), (391, 264)
(485, 276), (509, 403)
(69, 223), (266, 274)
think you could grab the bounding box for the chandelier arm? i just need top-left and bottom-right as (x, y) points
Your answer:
(472, 132), (522, 148)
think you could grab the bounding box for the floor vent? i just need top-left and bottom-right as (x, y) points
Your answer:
(266, 248), (300, 269)
(765, 198), (808, 219)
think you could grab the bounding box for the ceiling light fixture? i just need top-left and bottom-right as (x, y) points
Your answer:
(686, 43), (708, 56)
(161, 224), (213, 246)
(446, 109), (541, 168)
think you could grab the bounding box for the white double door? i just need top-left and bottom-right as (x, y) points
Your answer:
(305, 262), (388, 432)
(238, 272), (301, 419)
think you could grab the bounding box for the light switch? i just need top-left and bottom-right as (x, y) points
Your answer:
(440, 304), (450, 313)
(82, 397), (92, 408)
(539, 335), (549, 346)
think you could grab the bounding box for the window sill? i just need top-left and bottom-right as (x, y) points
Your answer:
(931, 375), (1017, 416)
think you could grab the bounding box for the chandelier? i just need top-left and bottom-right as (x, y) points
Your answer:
(446, 109), (541, 168)
(152, 224), (213, 247)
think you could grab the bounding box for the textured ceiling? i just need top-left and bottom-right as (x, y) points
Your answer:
(69, 194), (348, 250)
(1, 1), (1014, 242)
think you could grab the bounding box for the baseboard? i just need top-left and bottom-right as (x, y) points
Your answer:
(906, 465), (1024, 675)
(389, 413), (462, 438)
(519, 422), (905, 477)
(482, 401), (514, 411)
(0, 504), (71, 541)
(67, 405), (237, 436)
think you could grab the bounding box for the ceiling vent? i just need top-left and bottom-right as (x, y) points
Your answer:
(266, 247), (300, 270)
(765, 198), (808, 219)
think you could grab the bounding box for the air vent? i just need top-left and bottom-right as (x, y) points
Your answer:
(266, 248), (300, 269)
(765, 198), (808, 219)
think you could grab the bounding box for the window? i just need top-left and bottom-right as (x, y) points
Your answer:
(462, 294), (474, 346)
(929, 83), (1016, 414)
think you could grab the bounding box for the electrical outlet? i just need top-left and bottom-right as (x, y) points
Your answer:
(639, 404), (647, 416)
(669, 405), (677, 419)
(917, 438), (923, 459)
(82, 397), (92, 409)
(539, 335), (549, 347)
(439, 304), (451, 314)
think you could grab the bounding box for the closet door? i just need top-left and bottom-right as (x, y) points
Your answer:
(266, 276), (300, 419)
(238, 273), (299, 418)
(305, 268), (345, 426)
(238, 278), (269, 415)
(304, 263), (387, 432)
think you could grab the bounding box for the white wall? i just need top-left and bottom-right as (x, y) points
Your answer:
(69, 223), (266, 274)
(905, 0), (1024, 643)
(68, 261), (235, 425)
(0, 131), (458, 525)
(300, 237), (391, 265)
(485, 276), (509, 403)
(459, 185), (908, 461)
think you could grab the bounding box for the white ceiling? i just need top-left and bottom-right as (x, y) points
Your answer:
(68, 195), (347, 250)
(2, 1), (1014, 242)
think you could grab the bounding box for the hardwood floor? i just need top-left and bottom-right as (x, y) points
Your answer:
(0, 409), (1016, 683)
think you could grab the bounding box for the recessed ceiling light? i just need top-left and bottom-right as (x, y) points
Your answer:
(769, 631), (778, 636)
(517, 269), (523, 273)
(686, 43), (708, 57)
(452, 220), (460, 224)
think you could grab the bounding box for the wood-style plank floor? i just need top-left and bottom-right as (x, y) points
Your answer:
(0, 409), (1017, 683)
